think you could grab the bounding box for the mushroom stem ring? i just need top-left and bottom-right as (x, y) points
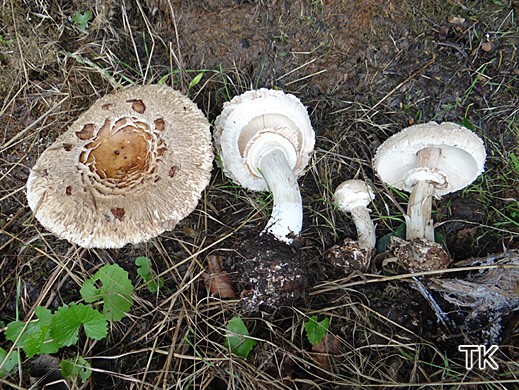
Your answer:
(405, 147), (444, 241)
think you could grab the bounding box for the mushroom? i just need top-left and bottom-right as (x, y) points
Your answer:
(374, 121), (486, 242)
(373, 121), (486, 270)
(326, 180), (376, 274)
(333, 179), (376, 251)
(214, 89), (315, 244)
(26, 84), (213, 248)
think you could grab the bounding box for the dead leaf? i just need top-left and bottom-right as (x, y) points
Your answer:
(203, 255), (237, 299)
(448, 15), (465, 25)
(311, 334), (341, 369)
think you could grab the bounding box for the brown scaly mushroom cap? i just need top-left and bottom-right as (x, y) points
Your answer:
(26, 84), (213, 248)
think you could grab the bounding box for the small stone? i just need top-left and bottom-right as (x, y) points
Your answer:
(481, 41), (493, 52)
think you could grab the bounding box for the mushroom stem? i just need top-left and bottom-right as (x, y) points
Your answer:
(405, 147), (442, 241)
(350, 206), (376, 250)
(406, 180), (435, 241)
(258, 148), (302, 244)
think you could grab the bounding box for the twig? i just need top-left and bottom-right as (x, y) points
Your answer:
(411, 275), (453, 329)
(0, 96), (69, 153)
(166, 0), (186, 93)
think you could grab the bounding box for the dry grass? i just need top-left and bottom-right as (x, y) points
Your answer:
(1, 0), (518, 389)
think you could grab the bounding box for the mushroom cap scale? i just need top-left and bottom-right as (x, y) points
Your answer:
(26, 84), (213, 248)
(373, 122), (486, 196)
(214, 88), (315, 191)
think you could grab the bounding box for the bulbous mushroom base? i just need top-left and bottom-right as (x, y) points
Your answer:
(215, 235), (309, 313)
(391, 237), (452, 272)
(326, 239), (373, 275)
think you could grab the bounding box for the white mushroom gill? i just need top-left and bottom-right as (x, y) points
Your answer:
(373, 121), (487, 244)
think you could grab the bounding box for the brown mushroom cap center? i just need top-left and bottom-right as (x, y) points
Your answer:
(79, 116), (165, 191)
(89, 118), (151, 179)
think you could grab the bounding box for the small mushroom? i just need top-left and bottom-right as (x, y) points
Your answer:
(374, 121), (486, 242)
(326, 180), (376, 274)
(26, 85), (213, 248)
(333, 179), (376, 251)
(373, 121), (486, 270)
(214, 89), (315, 244)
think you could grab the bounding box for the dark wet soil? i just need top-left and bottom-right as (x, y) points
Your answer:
(1, 0), (518, 388)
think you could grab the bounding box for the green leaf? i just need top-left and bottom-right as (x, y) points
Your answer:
(34, 306), (53, 324)
(61, 356), (92, 382)
(304, 316), (330, 346)
(0, 347), (18, 377)
(5, 320), (36, 345)
(135, 256), (164, 293)
(5, 307), (60, 357)
(188, 72), (204, 89)
(80, 264), (134, 321)
(50, 303), (107, 347)
(135, 256), (153, 278)
(462, 117), (476, 131)
(157, 74), (169, 85)
(225, 317), (256, 358)
(376, 223), (406, 253)
(23, 327), (60, 357)
(71, 10), (93, 32)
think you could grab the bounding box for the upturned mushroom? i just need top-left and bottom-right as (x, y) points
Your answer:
(373, 121), (486, 270)
(214, 89), (315, 244)
(333, 179), (376, 251)
(374, 121), (486, 241)
(26, 84), (213, 248)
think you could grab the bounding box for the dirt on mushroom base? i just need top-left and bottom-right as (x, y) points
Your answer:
(1, 0), (518, 388)
(209, 234), (309, 312)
